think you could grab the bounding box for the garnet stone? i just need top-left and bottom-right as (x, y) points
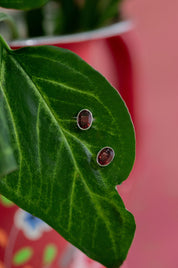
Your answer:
(77, 109), (93, 130)
(97, 147), (115, 166)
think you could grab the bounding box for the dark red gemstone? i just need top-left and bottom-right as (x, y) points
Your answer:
(77, 109), (93, 130)
(97, 147), (115, 166)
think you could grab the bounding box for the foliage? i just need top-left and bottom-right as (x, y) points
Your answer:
(0, 1), (135, 267)
(0, 74), (17, 177)
(0, 0), (123, 38)
(0, 0), (48, 10)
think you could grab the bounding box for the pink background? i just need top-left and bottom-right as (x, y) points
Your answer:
(119, 0), (178, 267)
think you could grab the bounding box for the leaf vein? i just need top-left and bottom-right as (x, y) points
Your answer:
(67, 170), (78, 232)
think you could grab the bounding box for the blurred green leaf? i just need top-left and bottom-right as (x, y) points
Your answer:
(79, 0), (100, 30)
(0, 12), (18, 39)
(0, 0), (49, 10)
(25, 8), (44, 37)
(79, 0), (122, 31)
(55, 0), (80, 34)
(0, 55), (17, 177)
(97, 0), (122, 26)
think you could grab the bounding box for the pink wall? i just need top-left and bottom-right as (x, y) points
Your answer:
(119, 0), (178, 267)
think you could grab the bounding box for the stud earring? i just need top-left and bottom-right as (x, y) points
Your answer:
(96, 147), (115, 166)
(77, 109), (93, 130)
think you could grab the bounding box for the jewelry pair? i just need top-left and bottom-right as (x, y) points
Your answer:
(76, 109), (115, 167)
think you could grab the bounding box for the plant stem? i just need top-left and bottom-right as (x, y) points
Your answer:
(79, 0), (100, 30)
(55, 0), (80, 34)
(25, 8), (44, 37)
(0, 13), (19, 40)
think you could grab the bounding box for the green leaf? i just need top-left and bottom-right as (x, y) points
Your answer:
(43, 244), (57, 265)
(0, 104), (17, 177)
(0, 0), (49, 10)
(0, 36), (135, 268)
(13, 247), (33, 265)
(79, 0), (122, 31)
(97, 0), (122, 26)
(25, 8), (44, 37)
(57, 0), (80, 34)
(79, 0), (100, 30)
(0, 51), (17, 177)
(0, 12), (18, 39)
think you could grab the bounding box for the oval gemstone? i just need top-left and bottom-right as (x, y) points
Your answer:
(97, 147), (115, 166)
(77, 109), (93, 130)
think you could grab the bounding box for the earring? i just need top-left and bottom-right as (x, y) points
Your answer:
(77, 109), (93, 130)
(96, 147), (115, 166)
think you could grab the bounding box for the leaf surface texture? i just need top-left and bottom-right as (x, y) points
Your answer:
(0, 41), (135, 267)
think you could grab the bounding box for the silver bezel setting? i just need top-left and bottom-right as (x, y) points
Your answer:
(77, 109), (93, 131)
(96, 146), (115, 167)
